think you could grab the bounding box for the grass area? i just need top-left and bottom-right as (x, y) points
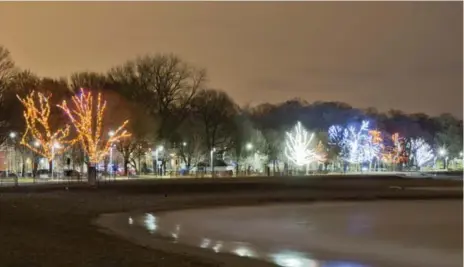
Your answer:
(0, 177), (461, 267)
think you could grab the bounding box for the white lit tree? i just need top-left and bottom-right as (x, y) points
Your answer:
(409, 138), (434, 169)
(284, 122), (321, 168)
(329, 120), (381, 171)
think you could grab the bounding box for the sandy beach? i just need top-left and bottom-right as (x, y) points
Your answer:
(0, 177), (461, 267)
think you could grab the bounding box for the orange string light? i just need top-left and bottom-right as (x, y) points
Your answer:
(57, 88), (131, 164)
(17, 91), (75, 161)
(315, 140), (327, 162)
(381, 132), (407, 164)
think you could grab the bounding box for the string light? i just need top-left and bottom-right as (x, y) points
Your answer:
(57, 88), (131, 164)
(341, 120), (373, 163)
(366, 129), (382, 161)
(17, 91), (74, 161)
(284, 121), (321, 166)
(315, 140), (327, 162)
(409, 138), (434, 167)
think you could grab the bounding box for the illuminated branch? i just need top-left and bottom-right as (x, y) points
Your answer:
(381, 133), (409, 165)
(329, 121), (383, 167)
(284, 121), (321, 166)
(409, 138), (434, 167)
(367, 129), (382, 161)
(17, 91), (74, 161)
(315, 140), (327, 163)
(57, 88), (131, 164)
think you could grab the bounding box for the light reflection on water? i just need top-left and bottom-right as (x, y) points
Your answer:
(143, 213), (157, 233)
(271, 250), (318, 267)
(138, 213), (369, 267)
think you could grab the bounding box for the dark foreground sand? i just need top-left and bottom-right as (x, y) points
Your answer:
(0, 177), (462, 267)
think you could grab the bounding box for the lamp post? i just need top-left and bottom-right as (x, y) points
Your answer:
(245, 143), (253, 176)
(51, 142), (60, 179)
(211, 147), (216, 178)
(9, 132), (17, 185)
(32, 140), (40, 180)
(155, 145), (164, 176)
(438, 148), (448, 170)
(108, 131), (115, 177)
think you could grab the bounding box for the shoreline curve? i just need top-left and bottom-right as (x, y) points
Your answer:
(94, 189), (462, 267)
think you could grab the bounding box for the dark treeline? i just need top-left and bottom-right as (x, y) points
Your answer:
(0, 46), (462, 174)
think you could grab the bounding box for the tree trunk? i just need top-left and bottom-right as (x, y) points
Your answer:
(124, 158), (129, 176)
(186, 157), (191, 175)
(21, 156), (26, 178)
(33, 156), (38, 179)
(272, 160), (276, 176)
(104, 160), (108, 175)
(87, 164), (97, 185)
(48, 160), (53, 178)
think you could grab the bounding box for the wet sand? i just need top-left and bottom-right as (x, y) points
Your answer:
(126, 200), (462, 267)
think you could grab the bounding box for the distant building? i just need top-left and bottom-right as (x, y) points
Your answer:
(0, 151), (6, 171)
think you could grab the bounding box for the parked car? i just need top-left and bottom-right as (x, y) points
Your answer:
(190, 160), (234, 177)
(63, 170), (81, 180)
(0, 171), (18, 179)
(36, 169), (51, 179)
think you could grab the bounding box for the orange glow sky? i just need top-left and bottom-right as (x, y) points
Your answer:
(0, 2), (462, 117)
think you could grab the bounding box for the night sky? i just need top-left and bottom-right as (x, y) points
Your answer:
(0, 2), (462, 118)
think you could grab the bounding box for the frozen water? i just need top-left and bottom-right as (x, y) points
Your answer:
(134, 200), (462, 267)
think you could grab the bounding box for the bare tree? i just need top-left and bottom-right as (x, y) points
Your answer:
(69, 72), (108, 92)
(108, 54), (207, 139)
(0, 71), (40, 143)
(0, 46), (16, 92)
(176, 114), (207, 170)
(191, 89), (238, 153)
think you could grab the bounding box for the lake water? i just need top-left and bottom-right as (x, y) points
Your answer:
(128, 200), (462, 267)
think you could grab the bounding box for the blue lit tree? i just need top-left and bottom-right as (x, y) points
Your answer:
(329, 120), (381, 172)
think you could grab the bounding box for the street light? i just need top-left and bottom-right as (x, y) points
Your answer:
(50, 142), (61, 179)
(438, 147), (448, 170)
(155, 145), (164, 176)
(246, 143), (253, 151)
(245, 143), (253, 175)
(108, 131), (115, 176)
(8, 132), (17, 185)
(31, 140), (40, 180)
(109, 144), (115, 176)
(439, 148), (447, 156)
(183, 142), (187, 147)
(211, 147), (216, 178)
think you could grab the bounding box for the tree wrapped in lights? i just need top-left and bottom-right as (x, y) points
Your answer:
(57, 89), (131, 183)
(328, 124), (345, 155)
(409, 138), (434, 169)
(284, 121), (321, 166)
(367, 129), (383, 169)
(383, 133), (407, 162)
(381, 133), (409, 170)
(343, 121), (376, 164)
(329, 120), (381, 171)
(17, 91), (74, 174)
(315, 140), (327, 163)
